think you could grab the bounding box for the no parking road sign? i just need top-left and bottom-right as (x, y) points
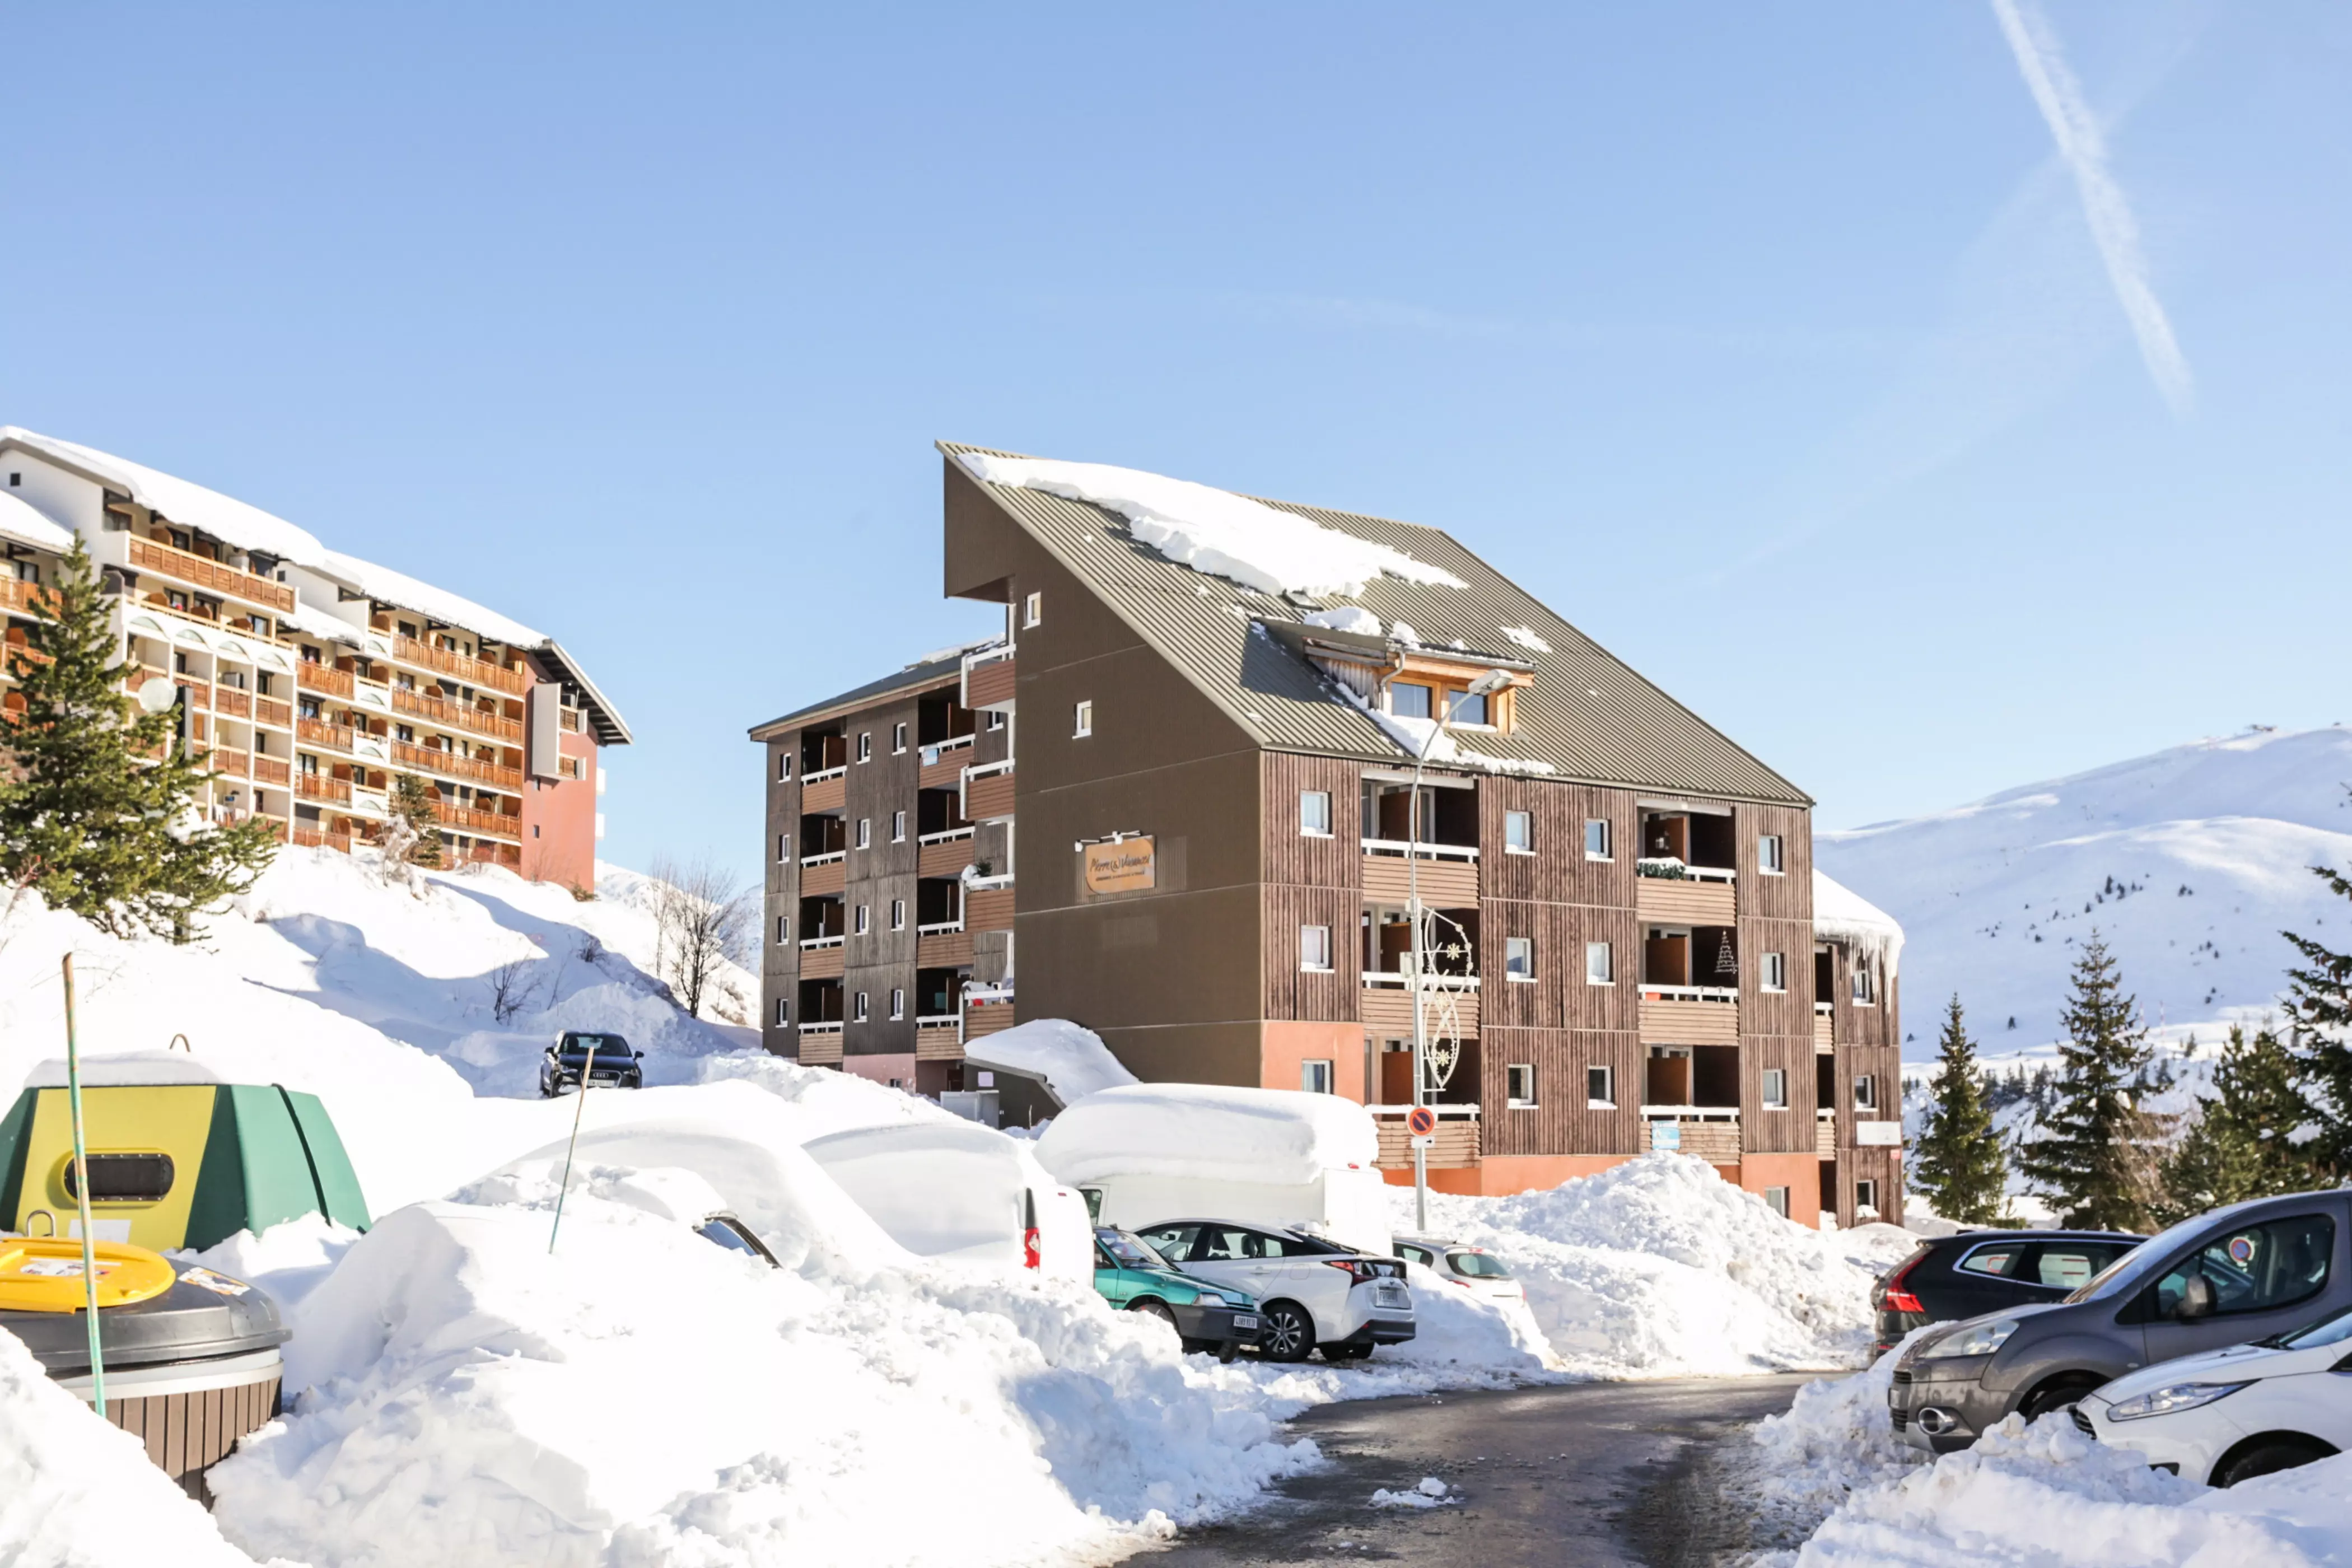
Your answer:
(1406, 1106), (1436, 1138)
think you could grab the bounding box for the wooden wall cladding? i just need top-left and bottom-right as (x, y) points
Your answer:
(1260, 755), (1365, 1024)
(1739, 1032), (1821, 1155)
(1635, 879), (1735, 925)
(1263, 883), (1362, 1021)
(1740, 915), (1817, 1038)
(1735, 802), (1813, 923)
(1261, 753), (1363, 886)
(1478, 1028), (1642, 1158)
(1477, 778), (1639, 908)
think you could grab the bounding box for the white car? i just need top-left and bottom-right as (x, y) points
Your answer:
(1393, 1235), (1525, 1304)
(2076, 1302), (2352, 1485)
(1135, 1219), (1416, 1364)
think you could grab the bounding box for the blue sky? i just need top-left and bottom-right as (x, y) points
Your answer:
(5, 3), (2348, 880)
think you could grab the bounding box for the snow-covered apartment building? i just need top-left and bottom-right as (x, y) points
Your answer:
(752, 445), (1905, 1225)
(0, 428), (627, 883)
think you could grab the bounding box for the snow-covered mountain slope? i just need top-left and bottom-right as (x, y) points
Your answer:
(1818, 727), (2352, 1061)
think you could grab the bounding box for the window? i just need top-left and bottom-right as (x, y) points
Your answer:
(774, 997), (788, 1026)
(776, 751), (791, 781)
(853, 991), (869, 1023)
(1505, 936), (1534, 981)
(1851, 964), (1876, 1005)
(1023, 591), (1042, 628)
(1300, 925), (1334, 972)
(774, 914), (788, 944)
(986, 710), (1006, 731)
(1073, 700), (1093, 738)
(1584, 819), (1612, 860)
(2152, 1214), (2334, 1320)
(892, 810), (907, 842)
(1764, 1187), (1791, 1220)
(890, 988), (906, 1021)
(892, 722), (907, 753)
(1504, 810), (1533, 853)
(1855, 1179), (1880, 1217)
(1852, 1074), (1877, 1110)
(1585, 941), (1613, 985)
(1506, 1063), (1537, 1107)
(776, 832), (791, 864)
(1957, 1245), (2026, 1280)
(1299, 790), (1333, 837)
(854, 904), (870, 935)
(1759, 834), (1785, 875)
(1300, 1060), (1334, 1094)
(890, 899), (906, 931)
(856, 732), (872, 763)
(1450, 691), (1487, 726)
(1587, 1065), (1614, 1108)
(856, 818), (871, 850)
(1760, 951), (1787, 992)
(1388, 682), (1433, 720)
(1761, 1068), (1788, 1109)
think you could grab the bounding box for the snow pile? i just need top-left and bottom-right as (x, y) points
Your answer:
(1390, 1261), (1560, 1375)
(0, 1327), (278, 1568)
(1784, 1414), (2352, 1567)
(1301, 604), (1383, 637)
(1037, 1083), (1377, 1186)
(1498, 624), (1551, 655)
(1369, 1477), (1455, 1509)
(802, 1118), (1091, 1276)
(1393, 1155), (1917, 1376)
(962, 1016), (1138, 1107)
(957, 452), (1466, 598)
(0, 485), (79, 553)
(1812, 869), (1905, 979)
(1741, 1349), (1926, 1541)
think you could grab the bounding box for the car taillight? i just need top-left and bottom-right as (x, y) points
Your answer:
(1877, 1251), (1927, 1314)
(1324, 1259), (1384, 1285)
(1023, 1228), (1041, 1270)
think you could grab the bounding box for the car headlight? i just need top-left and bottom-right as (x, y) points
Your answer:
(2106, 1381), (2252, 1422)
(1918, 1319), (2020, 1359)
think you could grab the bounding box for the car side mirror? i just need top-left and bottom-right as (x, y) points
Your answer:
(2174, 1272), (2215, 1322)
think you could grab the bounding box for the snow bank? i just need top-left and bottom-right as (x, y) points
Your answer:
(1812, 869), (1904, 980)
(802, 1118), (1091, 1277)
(1036, 1083), (1378, 1186)
(962, 1016), (1138, 1106)
(0, 1327), (276, 1568)
(957, 452), (1466, 599)
(1393, 1155), (1917, 1377)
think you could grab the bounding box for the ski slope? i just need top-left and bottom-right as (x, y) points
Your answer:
(1817, 727), (2352, 1061)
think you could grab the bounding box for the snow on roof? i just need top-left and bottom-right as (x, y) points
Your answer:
(957, 452), (1468, 599)
(24, 1051), (225, 1088)
(1301, 604), (1382, 637)
(1341, 687), (1557, 776)
(278, 599), (366, 647)
(1499, 624), (1551, 655)
(1033, 1082), (1380, 1187)
(960, 1018), (1138, 1108)
(0, 427), (328, 567)
(321, 548), (547, 650)
(0, 490), (75, 555)
(1813, 868), (1905, 977)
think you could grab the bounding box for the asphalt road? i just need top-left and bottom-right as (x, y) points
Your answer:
(1149, 1374), (1831, 1567)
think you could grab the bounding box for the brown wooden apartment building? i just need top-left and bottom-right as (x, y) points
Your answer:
(750, 445), (1903, 1226)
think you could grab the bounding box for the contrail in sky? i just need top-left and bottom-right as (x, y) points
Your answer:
(1990, 0), (2193, 417)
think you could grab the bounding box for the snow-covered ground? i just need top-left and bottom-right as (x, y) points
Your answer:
(1, 848), (1915, 1566)
(1818, 726), (2352, 1060)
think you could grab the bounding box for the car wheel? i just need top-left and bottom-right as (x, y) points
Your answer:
(1258, 1301), (1315, 1364)
(2214, 1437), (2337, 1488)
(1128, 1300), (1179, 1334)
(2019, 1377), (2102, 1422)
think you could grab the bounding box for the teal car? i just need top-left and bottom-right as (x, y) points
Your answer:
(1091, 1226), (1262, 1361)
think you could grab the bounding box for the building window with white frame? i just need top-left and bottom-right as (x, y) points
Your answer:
(1300, 1059), (1334, 1094)
(1854, 1074), (1878, 1110)
(1760, 951), (1787, 992)
(1851, 963), (1876, 1005)
(1585, 818), (1612, 860)
(1587, 1064), (1614, 1108)
(776, 832), (791, 864)
(775, 751), (791, 781)
(854, 904), (870, 936)
(890, 898), (906, 931)
(1855, 1178), (1880, 1217)
(1073, 699), (1093, 738)
(1300, 790), (1332, 837)
(853, 991), (869, 1023)
(1023, 591), (1042, 628)
(774, 997), (788, 1026)
(892, 809), (907, 842)
(986, 709), (1006, 731)
(1585, 940), (1613, 984)
(1759, 833), (1785, 875)
(1300, 925), (1333, 972)
(1761, 1067), (1788, 1109)
(856, 818), (871, 850)
(892, 721), (907, 753)
(1506, 1063), (1537, 1107)
(890, 988), (906, 1021)
(1505, 935), (1534, 981)
(774, 914), (788, 944)
(1505, 809), (1533, 853)
(856, 731), (871, 763)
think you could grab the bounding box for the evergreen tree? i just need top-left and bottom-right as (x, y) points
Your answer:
(387, 773), (442, 869)
(2158, 1025), (2321, 1222)
(2284, 815), (2352, 1178)
(1911, 995), (2010, 1225)
(0, 539), (276, 937)
(2015, 936), (2170, 1231)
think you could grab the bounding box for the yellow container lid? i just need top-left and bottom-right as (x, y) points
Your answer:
(0, 1237), (178, 1314)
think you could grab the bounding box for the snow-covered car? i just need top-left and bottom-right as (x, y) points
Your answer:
(1090, 1228), (1261, 1361)
(1134, 1219), (1413, 1364)
(2075, 1301), (2352, 1485)
(695, 1210), (782, 1268)
(539, 1031), (642, 1096)
(1392, 1235), (1524, 1303)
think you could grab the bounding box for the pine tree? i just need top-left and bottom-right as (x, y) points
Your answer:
(0, 539), (276, 937)
(2283, 814), (2352, 1178)
(2158, 1025), (2321, 1222)
(2015, 936), (2170, 1231)
(1911, 995), (2010, 1225)
(388, 773), (442, 869)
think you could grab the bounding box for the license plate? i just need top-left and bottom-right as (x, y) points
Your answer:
(1375, 1284), (1408, 1309)
(1233, 1314), (1259, 1330)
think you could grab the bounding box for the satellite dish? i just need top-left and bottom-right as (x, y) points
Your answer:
(136, 678), (181, 715)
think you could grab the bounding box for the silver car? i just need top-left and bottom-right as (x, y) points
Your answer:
(1135, 1220), (1415, 1364)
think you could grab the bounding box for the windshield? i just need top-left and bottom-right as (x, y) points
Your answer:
(2282, 1303), (2352, 1351)
(1449, 1250), (1513, 1279)
(559, 1034), (632, 1058)
(1095, 1229), (1173, 1271)
(2065, 1210), (2229, 1303)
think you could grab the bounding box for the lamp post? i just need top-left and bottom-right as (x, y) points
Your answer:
(1408, 668), (1515, 1233)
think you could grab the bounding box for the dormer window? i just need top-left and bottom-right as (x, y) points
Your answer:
(1389, 682), (1433, 720)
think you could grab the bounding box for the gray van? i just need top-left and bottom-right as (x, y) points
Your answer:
(1888, 1189), (2351, 1453)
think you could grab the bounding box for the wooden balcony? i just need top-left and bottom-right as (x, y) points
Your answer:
(1361, 976), (1480, 1037)
(1639, 990), (1740, 1045)
(390, 687), (524, 744)
(252, 756), (291, 786)
(967, 885), (1015, 933)
(296, 772), (352, 805)
(388, 632), (528, 696)
(799, 939), (844, 980)
(917, 926), (974, 968)
(431, 801), (521, 840)
(963, 763), (1015, 822)
(799, 856), (846, 897)
(918, 736), (975, 790)
(1635, 871), (1737, 925)
(1360, 842), (1479, 907)
(255, 696), (292, 729)
(1642, 1112), (1740, 1163)
(915, 1019), (964, 1062)
(1374, 1110), (1479, 1170)
(292, 827), (355, 855)
(204, 750), (251, 780)
(964, 994), (1015, 1039)
(391, 739), (521, 792)
(1817, 1111), (1836, 1157)
(963, 651), (1015, 712)
(297, 662), (354, 698)
(212, 687), (250, 720)
(297, 718), (354, 753)
(800, 767), (846, 814)
(796, 1025), (844, 1066)
(0, 578), (55, 618)
(128, 536), (296, 613)
(917, 829), (976, 878)
(1814, 1005), (1833, 1052)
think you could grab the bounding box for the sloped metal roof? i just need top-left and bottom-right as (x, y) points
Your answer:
(748, 651), (966, 740)
(937, 441), (1810, 806)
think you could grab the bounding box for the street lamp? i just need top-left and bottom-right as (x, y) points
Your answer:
(1408, 666), (1514, 1232)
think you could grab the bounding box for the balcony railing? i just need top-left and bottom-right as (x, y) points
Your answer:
(392, 739), (522, 792)
(204, 750), (250, 779)
(295, 772), (352, 804)
(297, 661), (355, 698)
(917, 919), (965, 935)
(801, 849), (846, 867)
(1363, 969), (1481, 990)
(292, 827), (354, 854)
(917, 825), (974, 844)
(799, 1020), (844, 1036)
(389, 687), (524, 744)
(1635, 857), (1735, 883)
(255, 696), (292, 729)
(1360, 837), (1480, 862)
(1640, 984), (1738, 1002)
(253, 756), (291, 786)
(297, 718), (353, 752)
(431, 801), (520, 839)
(918, 735), (974, 766)
(388, 632), (528, 696)
(799, 934), (846, 950)
(128, 536), (296, 613)
(0, 578), (56, 617)
(803, 764), (847, 785)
